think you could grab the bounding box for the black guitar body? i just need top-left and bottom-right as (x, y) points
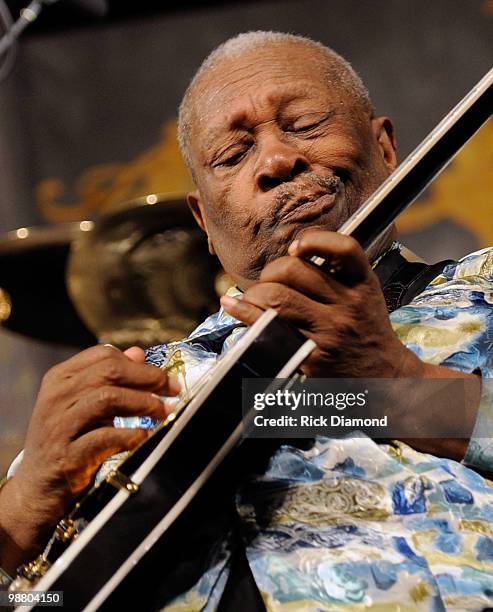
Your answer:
(28, 313), (312, 611)
(99, 439), (272, 611)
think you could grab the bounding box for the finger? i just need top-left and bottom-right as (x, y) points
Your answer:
(259, 255), (349, 304)
(220, 295), (264, 327)
(124, 346), (146, 363)
(67, 386), (174, 434)
(123, 346), (181, 394)
(75, 356), (180, 396)
(289, 231), (370, 284)
(64, 427), (149, 493)
(39, 344), (130, 404)
(224, 284), (322, 330)
(46, 344), (128, 379)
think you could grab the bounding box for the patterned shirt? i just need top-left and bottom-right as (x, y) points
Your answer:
(111, 245), (493, 611)
(8, 246), (493, 609)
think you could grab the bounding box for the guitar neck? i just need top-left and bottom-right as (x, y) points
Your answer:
(339, 67), (493, 250)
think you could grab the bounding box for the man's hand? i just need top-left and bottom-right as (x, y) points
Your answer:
(0, 344), (179, 573)
(221, 229), (481, 461)
(221, 230), (420, 378)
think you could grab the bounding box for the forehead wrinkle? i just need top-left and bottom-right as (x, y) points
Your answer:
(193, 45), (345, 120)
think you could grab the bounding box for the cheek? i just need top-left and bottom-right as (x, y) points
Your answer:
(319, 129), (387, 188)
(201, 175), (255, 243)
(308, 133), (364, 176)
(348, 123), (390, 179)
(223, 171), (262, 229)
(200, 176), (233, 226)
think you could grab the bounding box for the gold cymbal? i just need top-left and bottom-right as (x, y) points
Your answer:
(0, 222), (98, 346)
(67, 194), (227, 349)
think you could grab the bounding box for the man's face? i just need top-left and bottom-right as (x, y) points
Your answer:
(187, 43), (397, 286)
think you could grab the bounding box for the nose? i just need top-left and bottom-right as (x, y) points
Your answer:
(255, 136), (310, 192)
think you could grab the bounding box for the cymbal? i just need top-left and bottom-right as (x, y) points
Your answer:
(0, 222), (98, 347)
(67, 194), (227, 348)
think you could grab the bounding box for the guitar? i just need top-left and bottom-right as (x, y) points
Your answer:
(13, 66), (492, 611)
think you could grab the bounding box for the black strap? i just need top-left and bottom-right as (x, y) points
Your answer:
(374, 249), (454, 313)
(216, 531), (265, 612)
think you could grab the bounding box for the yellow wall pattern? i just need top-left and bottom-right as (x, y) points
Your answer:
(36, 121), (195, 221)
(397, 119), (492, 247)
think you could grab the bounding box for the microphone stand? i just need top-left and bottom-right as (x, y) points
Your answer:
(0, 1), (54, 57)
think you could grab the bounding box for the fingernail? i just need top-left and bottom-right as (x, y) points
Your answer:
(288, 240), (299, 255)
(152, 393), (165, 402)
(103, 343), (119, 350)
(221, 295), (238, 309)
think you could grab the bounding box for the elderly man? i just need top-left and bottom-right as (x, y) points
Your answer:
(1, 31), (493, 610)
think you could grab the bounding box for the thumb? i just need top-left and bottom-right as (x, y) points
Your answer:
(123, 346), (146, 363)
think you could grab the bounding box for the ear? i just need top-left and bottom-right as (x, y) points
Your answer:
(187, 190), (216, 255)
(371, 116), (397, 172)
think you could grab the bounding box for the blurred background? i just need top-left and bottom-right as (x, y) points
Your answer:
(0, 0), (492, 474)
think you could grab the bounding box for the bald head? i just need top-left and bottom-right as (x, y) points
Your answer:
(178, 31), (374, 176)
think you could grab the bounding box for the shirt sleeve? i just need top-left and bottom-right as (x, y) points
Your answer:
(390, 247), (493, 472)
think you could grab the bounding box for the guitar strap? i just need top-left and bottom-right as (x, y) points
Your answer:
(216, 249), (455, 612)
(373, 248), (455, 313)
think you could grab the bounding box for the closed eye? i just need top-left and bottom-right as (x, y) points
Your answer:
(289, 122), (320, 133)
(213, 146), (249, 168)
(285, 111), (336, 134)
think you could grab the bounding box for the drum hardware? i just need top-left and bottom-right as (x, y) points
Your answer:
(0, 222), (98, 347)
(67, 193), (227, 349)
(0, 194), (229, 348)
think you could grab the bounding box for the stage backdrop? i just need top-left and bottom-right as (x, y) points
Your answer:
(0, 0), (492, 473)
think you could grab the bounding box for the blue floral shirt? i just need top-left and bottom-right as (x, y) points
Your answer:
(110, 246), (493, 611)
(9, 247), (493, 609)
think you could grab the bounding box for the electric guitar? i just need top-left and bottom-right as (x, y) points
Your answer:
(13, 66), (492, 612)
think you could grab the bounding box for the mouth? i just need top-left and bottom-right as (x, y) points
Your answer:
(281, 192), (338, 224)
